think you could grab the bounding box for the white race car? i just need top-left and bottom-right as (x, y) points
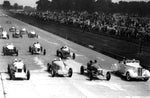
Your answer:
(112, 59), (150, 81)
(7, 59), (30, 80)
(0, 31), (9, 39)
(47, 58), (73, 77)
(29, 42), (46, 55)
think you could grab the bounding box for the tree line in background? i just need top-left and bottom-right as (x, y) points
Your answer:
(36, 0), (150, 16)
(2, 0), (150, 16)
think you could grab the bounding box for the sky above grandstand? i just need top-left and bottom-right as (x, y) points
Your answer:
(0, 0), (149, 7)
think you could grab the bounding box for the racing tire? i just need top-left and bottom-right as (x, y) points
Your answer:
(47, 63), (51, 72)
(89, 71), (93, 81)
(43, 49), (46, 55)
(143, 78), (149, 81)
(7, 35), (9, 39)
(27, 70), (30, 80)
(126, 72), (131, 81)
(68, 68), (73, 77)
(80, 66), (84, 74)
(29, 46), (31, 52)
(56, 50), (59, 56)
(7, 64), (11, 74)
(106, 72), (111, 81)
(72, 53), (75, 59)
(51, 69), (55, 77)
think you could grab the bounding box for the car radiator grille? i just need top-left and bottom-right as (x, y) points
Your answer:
(138, 68), (142, 76)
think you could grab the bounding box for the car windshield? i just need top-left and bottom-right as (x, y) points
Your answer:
(126, 60), (141, 68)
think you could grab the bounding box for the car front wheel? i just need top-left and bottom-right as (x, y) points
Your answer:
(126, 72), (131, 81)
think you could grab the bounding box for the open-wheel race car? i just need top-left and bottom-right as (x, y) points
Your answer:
(28, 31), (38, 38)
(2, 43), (18, 56)
(0, 31), (9, 39)
(56, 46), (75, 59)
(9, 26), (16, 32)
(20, 28), (28, 35)
(12, 30), (23, 38)
(29, 42), (46, 55)
(7, 59), (30, 80)
(112, 59), (150, 81)
(47, 58), (73, 77)
(80, 60), (111, 81)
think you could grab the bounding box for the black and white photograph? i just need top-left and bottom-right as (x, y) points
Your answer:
(0, 0), (150, 98)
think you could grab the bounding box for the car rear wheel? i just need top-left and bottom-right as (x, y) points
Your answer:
(51, 69), (55, 77)
(89, 72), (93, 81)
(27, 70), (30, 80)
(126, 72), (131, 81)
(80, 66), (84, 74)
(68, 68), (73, 77)
(106, 72), (111, 81)
(143, 78), (149, 81)
(43, 49), (46, 55)
(72, 53), (75, 59)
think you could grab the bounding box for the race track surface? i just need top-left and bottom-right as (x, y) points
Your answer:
(0, 12), (150, 98)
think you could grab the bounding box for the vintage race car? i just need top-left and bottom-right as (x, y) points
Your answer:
(80, 60), (111, 81)
(12, 30), (23, 38)
(7, 59), (30, 80)
(56, 46), (75, 59)
(20, 28), (27, 35)
(2, 43), (18, 56)
(0, 26), (3, 32)
(112, 59), (150, 81)
(9, 26), (16, 32)
(0, 31), (9, 39)
(47, 58), (73, 77)
(28, 31), (38, 38)
(29, 42), (46, 55)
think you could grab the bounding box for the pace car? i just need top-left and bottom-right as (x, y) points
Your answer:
(0, 31), (9, 39)
(2, 43), (18, 56)
(28, 31), (38, 38)
(47, 58), (73, 77)
(80, 60), (111, 81)
(12, 30), (23, 38)
(112, 59), (150, 81)
(7, 59), (30, 80)
(9, 26), (16, 32)
(29, 42), (46, 55)
(56, 46), (75, 59)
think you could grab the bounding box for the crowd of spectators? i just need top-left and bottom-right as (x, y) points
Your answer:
(15, 10), (150, 42)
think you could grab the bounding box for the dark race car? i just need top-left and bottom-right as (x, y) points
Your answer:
(9, 26), (16, 32)
(20, 28), (28, 35)
(28, 31), (38, 38)
(29, 42), (46, 55)
(12, 30), (23, 38)
(80, 60), (111, 81)
(2, 43), (18, 56)
(56, 46), (75, 59)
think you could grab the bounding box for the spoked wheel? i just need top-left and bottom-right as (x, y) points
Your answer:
(47, 63), (51, 72)
(56, 50), (59, 56)
(80, 66), (84, 74)
(27, 70), (30, 80)
(68, 68), (73, 77)
(106, 72), (111, 81)
(126, 72), (131, 81)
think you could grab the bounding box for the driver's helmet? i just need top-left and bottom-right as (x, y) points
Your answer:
(14, 58), (18, 62)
